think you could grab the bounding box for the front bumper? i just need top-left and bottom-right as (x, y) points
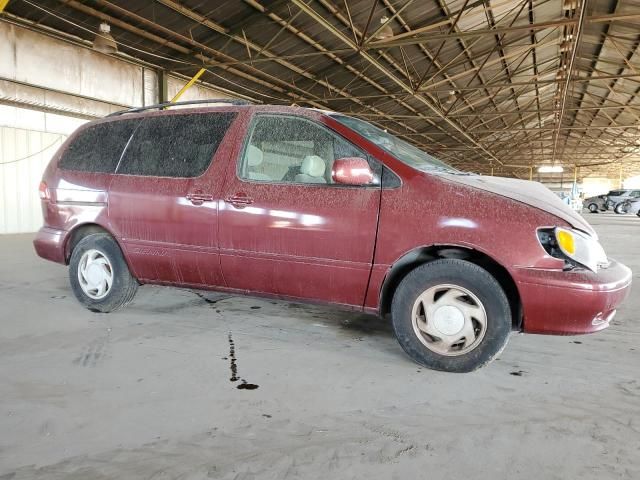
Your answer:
(33, 226), (68, 265)
(515, 259), (632, 335)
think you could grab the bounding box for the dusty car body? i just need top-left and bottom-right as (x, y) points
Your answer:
(34, 101), (632, 372)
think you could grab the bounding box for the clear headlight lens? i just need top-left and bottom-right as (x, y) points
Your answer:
(538, 227), (609, 272)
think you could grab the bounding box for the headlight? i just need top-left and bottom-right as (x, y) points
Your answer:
(537, 227), (609, 272)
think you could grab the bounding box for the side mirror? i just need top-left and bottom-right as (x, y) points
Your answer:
(332, 157), (374, 185)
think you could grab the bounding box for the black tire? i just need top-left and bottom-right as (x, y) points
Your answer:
(614, 203), (627, 214)
(391, 259), (511, 373)
(69, 233), (138, 313)
(587, 203), (598, 213)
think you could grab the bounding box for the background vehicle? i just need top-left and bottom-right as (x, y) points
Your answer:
(584, 194), (609, 213)
(607, 189), (640, 212)
(616, 198), (640, 217)
(34, 101), (632, 373)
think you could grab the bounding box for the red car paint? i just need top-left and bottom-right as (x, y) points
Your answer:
(34, 105), (632, 334)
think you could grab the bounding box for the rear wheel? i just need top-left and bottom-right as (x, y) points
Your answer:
(391, 259), (511, 372)
(69, 233), (138, 312)
(587, 203), (598, 213)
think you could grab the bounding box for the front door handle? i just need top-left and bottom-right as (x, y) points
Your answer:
(225, 194), (254, 209)
(186, 191), (214, 205)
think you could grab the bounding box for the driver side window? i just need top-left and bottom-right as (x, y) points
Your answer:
(239, 115), (379, 185)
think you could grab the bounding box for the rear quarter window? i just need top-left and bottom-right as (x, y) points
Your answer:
(59, 119), (139, 173)
(117, 112), (237, 178)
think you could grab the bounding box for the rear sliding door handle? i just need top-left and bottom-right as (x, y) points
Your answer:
(186, 192), (214, 205)
(225, 194), (254, 209)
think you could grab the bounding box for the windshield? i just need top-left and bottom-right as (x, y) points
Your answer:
(331, 114), (459, 173)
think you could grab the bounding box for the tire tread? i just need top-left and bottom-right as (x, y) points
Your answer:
(69, 233), (138, 313)
(391, 259), (511, 373)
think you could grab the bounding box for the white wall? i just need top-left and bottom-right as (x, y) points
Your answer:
(167, 75), (232, 102)
(623, 175), (640, 189)
(0, 126), (64, 234)
(0, 106), (86, 234)
(0, 21), (146, 110)
(0, 104), (86, 135)
(581, 177), (617, 198)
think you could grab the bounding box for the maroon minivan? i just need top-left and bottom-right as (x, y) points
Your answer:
(34, 100), (632, 372)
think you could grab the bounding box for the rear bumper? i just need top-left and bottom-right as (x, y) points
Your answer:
(515, 259), (632, 335)
(33, 227), (68, 264)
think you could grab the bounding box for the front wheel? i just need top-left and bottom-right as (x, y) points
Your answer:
(391, 259), (511, 373)
(587, 203), (598, 213)
(69, 233), (138, 312)
(614, 203), (628, 214)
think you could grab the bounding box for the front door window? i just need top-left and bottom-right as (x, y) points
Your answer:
(238, 115), (380, 185)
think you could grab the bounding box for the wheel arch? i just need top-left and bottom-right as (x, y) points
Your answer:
(378, 245), (522, 330)
(64, 223), (128, 267)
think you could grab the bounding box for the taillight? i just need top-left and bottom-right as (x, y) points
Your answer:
(38, 181), (50, 201)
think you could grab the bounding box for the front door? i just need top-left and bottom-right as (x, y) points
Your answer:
(218, 113), (381, 307)
(108, 110), (239, 286)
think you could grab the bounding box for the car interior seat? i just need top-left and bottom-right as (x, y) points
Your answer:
(294, 155), (327, 184)
(245, 145), (271, 181)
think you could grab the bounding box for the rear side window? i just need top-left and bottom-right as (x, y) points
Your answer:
(59, 119), (139, 173)
(117, 112), (237, 178)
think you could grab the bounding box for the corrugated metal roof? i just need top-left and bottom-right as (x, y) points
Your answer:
(4, 0), (640, 178)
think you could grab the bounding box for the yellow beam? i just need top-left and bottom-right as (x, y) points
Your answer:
(170, 67), (206, 103)
(0, 0), (10, 13)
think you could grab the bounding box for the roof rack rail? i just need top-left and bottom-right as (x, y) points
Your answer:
(107, 98), (253, 117)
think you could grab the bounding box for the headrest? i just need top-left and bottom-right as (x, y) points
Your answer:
(300, 155), (325, 177)
(247, 145), (263, 167)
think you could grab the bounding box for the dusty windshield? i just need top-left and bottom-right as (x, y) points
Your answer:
(331, 114), (459, 174)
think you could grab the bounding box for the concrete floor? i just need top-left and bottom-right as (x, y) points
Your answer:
(1, 213), (638, 480)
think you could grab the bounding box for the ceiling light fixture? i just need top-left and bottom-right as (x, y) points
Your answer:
(445, 90), (457, 104)
(538, 165), (564, 173)
(93, 22), (117, 54)
(375, 16), (394, 40)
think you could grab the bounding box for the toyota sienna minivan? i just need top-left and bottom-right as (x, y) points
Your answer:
(34, 100), (632, 372)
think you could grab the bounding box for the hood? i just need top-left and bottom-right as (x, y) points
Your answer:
(440, 173), (596, 237)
